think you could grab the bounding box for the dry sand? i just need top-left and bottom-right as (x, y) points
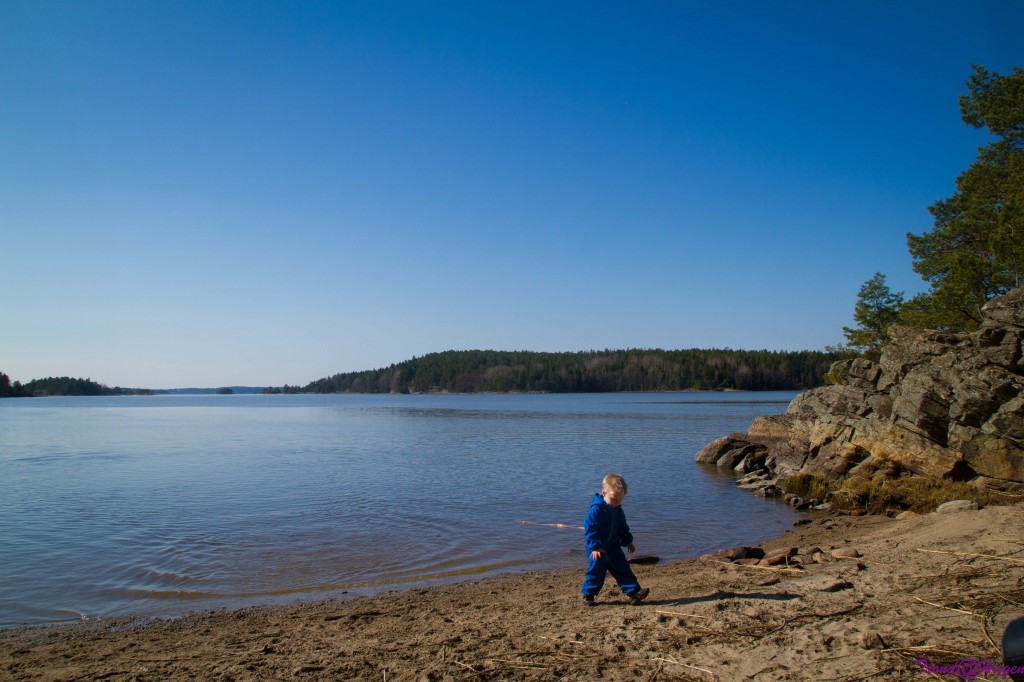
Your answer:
(3, 504), (1023, 681)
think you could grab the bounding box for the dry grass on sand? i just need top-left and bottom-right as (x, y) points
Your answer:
(3, 504), (1023, 681)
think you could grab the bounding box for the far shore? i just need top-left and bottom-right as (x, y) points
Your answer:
(3, 504), (1021, 681)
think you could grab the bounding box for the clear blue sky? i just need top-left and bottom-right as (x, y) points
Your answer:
(2, 1), (1021, 388)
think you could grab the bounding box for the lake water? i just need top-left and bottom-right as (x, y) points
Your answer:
(0, 392), (803, 628)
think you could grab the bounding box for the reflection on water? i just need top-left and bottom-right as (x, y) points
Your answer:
(0, 392), (802, 627)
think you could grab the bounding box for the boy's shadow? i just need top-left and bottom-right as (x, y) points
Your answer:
(647, 590), (800, 606)
(596, 590), (800, 607)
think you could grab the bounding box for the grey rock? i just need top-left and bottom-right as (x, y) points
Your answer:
(694, 434), (749, 464)
(724, 546), (765, 561)
(764, 547), (798, 560)
(936, 499), (980, 514)
(860, 629), (886, 650)
(831, 547), (861, 559)
(695, 287), (1024, 488)
(736, 471), (772, 489)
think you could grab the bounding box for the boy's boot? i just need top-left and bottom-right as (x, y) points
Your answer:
(628, 587), (650, 605)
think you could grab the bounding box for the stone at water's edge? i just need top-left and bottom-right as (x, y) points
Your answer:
(936, 499), (980, 514)
(696, 287), (1024, 488)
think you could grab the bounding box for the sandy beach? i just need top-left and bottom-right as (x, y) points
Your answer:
(2, 503), (1022, 681)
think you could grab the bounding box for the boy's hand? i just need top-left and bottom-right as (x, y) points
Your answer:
(627, 544), (636, 554)
(590, 549), (604, 561)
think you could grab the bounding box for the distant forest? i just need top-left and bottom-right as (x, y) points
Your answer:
(0, 372), (150, 398)
(2, 348), (850, 398)
(303, 349), (850, 394)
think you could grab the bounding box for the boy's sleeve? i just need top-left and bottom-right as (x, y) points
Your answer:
(583, 506), (604, 553)
(618, 509), (634, 547)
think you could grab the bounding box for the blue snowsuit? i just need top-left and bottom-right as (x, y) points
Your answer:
(580, 492), (642, 597)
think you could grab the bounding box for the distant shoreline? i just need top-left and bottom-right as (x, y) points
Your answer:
(4, 386), (795, 397)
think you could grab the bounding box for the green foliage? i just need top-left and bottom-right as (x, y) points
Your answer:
(842, 273), (904, 357)
(820, 363), (846, 386)
(905, 65), (1024, 331)
(959, 63), (1024, 144)
(0, 372), (18, 397)
(303, 348), (851, 394)
(896, 291), (951, 331)
(783, 472), (1012, 514)
(833, 476), (1009, 514)
(783, 472), (835, 501)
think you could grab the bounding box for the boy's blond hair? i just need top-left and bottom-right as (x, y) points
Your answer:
(602, 474), (628, 496)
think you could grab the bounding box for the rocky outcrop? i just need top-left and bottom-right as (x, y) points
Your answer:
(697, 287), (1024, 489)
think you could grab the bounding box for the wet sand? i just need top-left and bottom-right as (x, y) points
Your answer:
(3, 504), (1022, 681)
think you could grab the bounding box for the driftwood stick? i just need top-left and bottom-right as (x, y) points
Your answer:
(709, 560), (804, 574)
(916, 548), (1024, 564)
(889, 645), (978, 658)
(991, 489), (1024, 498)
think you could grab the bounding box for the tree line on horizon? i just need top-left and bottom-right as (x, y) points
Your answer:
(3, 347), (848, 398)
(842, 65), (1022, 359)
(0, 372), (152, 398)
(303, 348), (849, 394)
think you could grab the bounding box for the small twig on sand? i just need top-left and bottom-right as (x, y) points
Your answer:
(749, 605), (863, 641)
(999, 593), (1024, 608)
(916, 548), (1024, 564)
(888, 645), (979, 659)
(912, 596), (979, 616)
(819, 667), (895, 682)
(450, 659), (480, 674)
(652, 656), (714, 676)
(554, 650), (601, 660)
(484, 658), (549, 669)
(655, 610), (710, 619)
(982, 617), (1001, 655)
(91, 672), (133, 681)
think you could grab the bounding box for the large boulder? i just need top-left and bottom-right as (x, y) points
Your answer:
(698, 288), (1024, 486)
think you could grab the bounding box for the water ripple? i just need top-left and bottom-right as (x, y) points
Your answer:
(0, 392), (802, 627)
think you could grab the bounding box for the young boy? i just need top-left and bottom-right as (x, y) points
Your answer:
(580, 473), (650, 606)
